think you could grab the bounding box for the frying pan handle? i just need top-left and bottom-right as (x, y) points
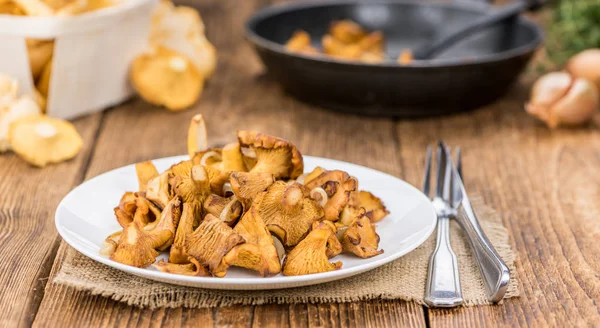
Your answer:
(413, 0), (547, 59)
(525, 0), (546, 11)
(482, 0), (545, 10)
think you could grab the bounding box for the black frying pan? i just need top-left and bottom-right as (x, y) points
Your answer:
(245, 0), (543, 117)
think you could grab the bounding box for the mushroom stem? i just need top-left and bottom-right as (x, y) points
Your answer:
(309, 187), (328, 208)
(222, 182), (233, 196)
(99, 241), (117, 257)
(199, 151), (222, 166)
(169, 56), (188, 72)
(271, 235), (286, 261)
(219, 195), (238, 222)
(335, 226), (348, 240)
(191, 165), (207, 182)
(187, 114), (208, 158)
(295, 173), (307, 185)
(281, 184), (303, 208)
(241, 146), (256, 158)
(100, 231), (121, 257)
(34, 122), (57, 139)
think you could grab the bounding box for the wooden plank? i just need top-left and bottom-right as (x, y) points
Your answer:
(33, 0), (426, 326)
(288, 304), (309, 328)
(279, 301), (426, 328)
(361, 301), (427, 328)
(395, 83), (600, 327)
(252, 304), (288, 327)
(33, 3), (425, 327)
(214, 306), (254, 327)
(33, 67), (425, 327)
(13, 0), (599, 326)
(0, 113), (102, 328)
(337, 301), (426, 328)
(34, 244), (215, 328)
(310, 303), (340, 328)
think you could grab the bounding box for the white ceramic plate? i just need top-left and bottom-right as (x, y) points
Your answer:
(56, 155), (436, 290)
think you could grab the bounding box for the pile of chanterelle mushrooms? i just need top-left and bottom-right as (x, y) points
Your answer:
(101, 114), (389, 277)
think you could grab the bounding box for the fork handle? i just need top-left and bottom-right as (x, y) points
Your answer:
(455, 204), (510, 303)
(424, 217), (463, 307)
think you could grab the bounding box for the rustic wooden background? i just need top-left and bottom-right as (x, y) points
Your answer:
(1, 0), (599, 327)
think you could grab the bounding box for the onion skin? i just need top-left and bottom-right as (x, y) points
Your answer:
(526, 71), (599, 128)
(529, 72), (572, 108)
(551, 79), (599, 127)
(566, 49), (600, 91)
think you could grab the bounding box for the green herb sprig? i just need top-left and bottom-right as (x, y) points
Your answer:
(546, 0), (600, 65)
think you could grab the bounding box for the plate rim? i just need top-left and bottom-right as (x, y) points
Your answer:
(55, 155), (436, 289)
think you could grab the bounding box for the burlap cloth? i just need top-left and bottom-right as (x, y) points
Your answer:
(52, 197), (519, 309)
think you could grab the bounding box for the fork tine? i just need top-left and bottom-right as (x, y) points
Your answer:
(456, 146), (462, 178)
(435, 142), (446, 199)
(423, 145), (433, 196)
(451, 146), (462, 206)
(442, 144), (452, 203)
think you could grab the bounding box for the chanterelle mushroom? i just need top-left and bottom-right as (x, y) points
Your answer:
(169, 202), (195, 264)
(114, 192), (160, 228)
(340, 190), (389, 225)
(203, 193), (242, 226)
(0, 73), (18, 108)
(229, 171), (275, 210)
(187, 115), (246, 184)
(329, 20), (366, 44)
(0, 92), (41, 152)
(296, 166), (325, 185)
(282, 221), (343, 276)
(110, 220), (172, 267)
(204, 165), (235, 196)
(253, 181), (323, 249)
(27, 39), (53, 80)
(144, 196), (183, 251)
(237, 131), (304, 179)
(150, 0), (217, 78)
(192, 142), (247, 174)
(317, 221), (342, 258)
(36, 56), (52, 98)
(146, 171), (171, 209)
(285, 30), (319, 55)
(153, 259), (210, 277)
(135, 161), (159, 192)
(14, 0), (54, 15)
(358, 191), (389, 223)
(341, 208), (384, 258)
(168, 161), (210, 218)
(184, 214), (245, 277)
(114, 192), (137, 228)
(305, 170), (357, 221)
(339, 189), (360, 226)
(187, 114), (208, 159)
(8, 114), (82, 167)
(222, 207), (282, 276)
(100, 231), (122, 257)
(130, 46), (204, 111)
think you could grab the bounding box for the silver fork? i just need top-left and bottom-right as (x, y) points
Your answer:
(423, 143), (464, 307)
(444, 145), (510, 303)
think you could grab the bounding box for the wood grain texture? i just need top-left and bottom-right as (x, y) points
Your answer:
(0, 113), (102, 327)
(33, 0), (424, 326)
(395, 82), (600, 327)
(8, 0), (600, 326)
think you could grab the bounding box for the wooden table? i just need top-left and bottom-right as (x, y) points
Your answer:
(2, 0), (600, 327)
